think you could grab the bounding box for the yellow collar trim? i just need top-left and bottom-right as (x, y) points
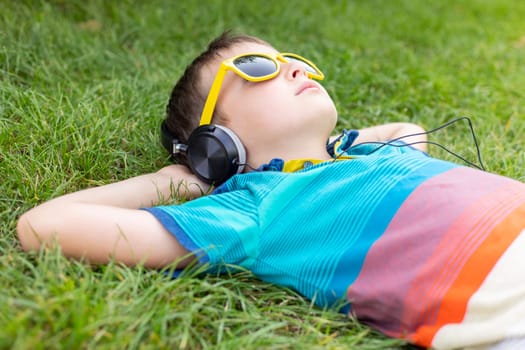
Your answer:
(282, 156), (353, 173)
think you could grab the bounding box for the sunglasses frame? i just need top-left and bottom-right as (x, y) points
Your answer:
(198, 52), (324, 126)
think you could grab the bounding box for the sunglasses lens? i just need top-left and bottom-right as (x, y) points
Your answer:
(233, 55), (278, 78)
(283, 56), (318, 75)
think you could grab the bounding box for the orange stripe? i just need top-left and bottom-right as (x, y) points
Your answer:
(399, 182), (525, 335)
(413, 199), (525, 346)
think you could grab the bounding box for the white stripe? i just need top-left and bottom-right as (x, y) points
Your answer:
(432, 229), (525, 350)
(489, 337), (525, 350)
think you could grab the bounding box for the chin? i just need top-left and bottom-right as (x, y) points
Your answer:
(322, 99), (338, 123)
(323, 107), (338, 131)
(329, 112), (338, 129)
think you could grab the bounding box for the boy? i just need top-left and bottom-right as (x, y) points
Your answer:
(16, 32), (525, 349)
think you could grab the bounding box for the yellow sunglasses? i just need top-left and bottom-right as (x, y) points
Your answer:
(199, 52), (324, 126)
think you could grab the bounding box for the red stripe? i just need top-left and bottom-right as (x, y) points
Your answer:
(410, 189), (525, 346)
(346, 168), (514, 336)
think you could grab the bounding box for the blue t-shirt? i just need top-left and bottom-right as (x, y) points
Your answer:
(143, 131), (525, 349)
(144, 132), (456, 306)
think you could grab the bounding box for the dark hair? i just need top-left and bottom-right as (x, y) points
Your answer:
(164, 31), (269, 166)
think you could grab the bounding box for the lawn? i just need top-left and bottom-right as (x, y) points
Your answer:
(1, 0), (524, 348)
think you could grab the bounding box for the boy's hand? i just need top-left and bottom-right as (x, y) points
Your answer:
(157, 164), (213, 200)
(328, 123), (428, 152)
(354, 123), (428, 152)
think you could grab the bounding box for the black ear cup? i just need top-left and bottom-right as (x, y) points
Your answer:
(187, 125), (246, 184)
(160, 121), (246, 185)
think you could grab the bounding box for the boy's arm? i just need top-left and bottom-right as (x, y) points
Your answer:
(331, 122), (428, 152)
(16, 164), (210, 268)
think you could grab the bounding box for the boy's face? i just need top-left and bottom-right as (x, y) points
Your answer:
(200, 41), (338, 164)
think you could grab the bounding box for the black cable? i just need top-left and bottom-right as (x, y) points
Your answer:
(357, 140), (485, 170)
(349, 117), (486, 171)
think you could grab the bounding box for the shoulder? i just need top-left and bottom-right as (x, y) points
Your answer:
(214, 170), (288, 196)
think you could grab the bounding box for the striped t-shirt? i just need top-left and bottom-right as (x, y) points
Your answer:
(144, 132), (525, 349)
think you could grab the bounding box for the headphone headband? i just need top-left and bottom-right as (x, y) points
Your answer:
(160, 121), (182, 156)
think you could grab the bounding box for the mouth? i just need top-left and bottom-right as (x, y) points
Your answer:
(295, 81), (320, 95)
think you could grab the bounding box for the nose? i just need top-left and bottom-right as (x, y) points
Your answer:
(284, 60), (308, 80)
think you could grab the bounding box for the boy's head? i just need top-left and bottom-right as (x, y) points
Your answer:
(164, 31), (337, 171)
(164, 31), (269, 167)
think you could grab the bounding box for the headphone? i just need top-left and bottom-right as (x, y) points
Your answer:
(160, 120), (246, 185)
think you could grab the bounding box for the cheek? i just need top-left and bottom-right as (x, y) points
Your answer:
(232, 109), (278, 138)
(221, 84), (284, 124)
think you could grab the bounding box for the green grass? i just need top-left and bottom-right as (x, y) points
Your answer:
(1, 0), (524, 348)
